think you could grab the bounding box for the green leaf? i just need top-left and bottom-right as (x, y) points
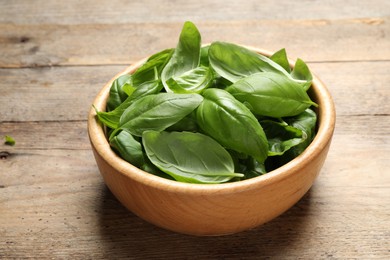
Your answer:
(208, 41), (290, 83)
(166, 66), (214, 93)
(122, 84), (136, 97)
(161, 21), (201, 91)
(283, 108), (317, 157)
(291, 58), (313, 91)
(200, 45), (210, 66)
(132, 48), (173, 86)
(196, 88), (268, 163)
(141, 156), (175, 180)
(226, 72), (317, 118)
(143, 131), (243, 184)
(95, 80), (163, 129)
(270, 48), (291, 73)
(95, 105), (121, 129)
(229, 150), (266, 180)
(106, 74), (132, 111)
(119, 93), (203, 136)
(129, 79), (164, 101)
(4, 135), (15, 146)
(166, 112), (198, 132)
(260, 119), (304, 156)
(109, 130), (145, 167)
(243, 157), (267, 179)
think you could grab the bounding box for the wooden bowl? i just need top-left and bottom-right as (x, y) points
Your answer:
(88, 48), (336, 236)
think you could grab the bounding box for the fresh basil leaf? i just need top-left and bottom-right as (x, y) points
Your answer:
(161, 21), (201, 91)
(132, 48), (173, 86)
(243, 157), (267, 179)
(208, 41), (290, 83)
(143, 131), (243, 184)
(228, 150), (265, 179)
(200, 45), (210, 66)
(129, 79), (164, 101)
(141, 156), (175, 180)
(166, 112), (198, 132)
(166, 66), (214, 93)
(226, 72), (317, 118)
(260, 119), (304, 156)
(109, 130), (145, 167)
(291, 58), (313, 91)
(284, 108), (317, 157)
(96, 80), (163, 129)
(122, 84), (136, 97)
(196, 88), (268, 163)
(119, 93), (203, 136)
(4, 135), (15, 146)
(106, 74), (132, 111)
(270, 48), (291, 73)
(94, 105), (121, 129)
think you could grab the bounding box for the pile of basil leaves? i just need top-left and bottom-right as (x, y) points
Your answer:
(95, 21), (318, 184)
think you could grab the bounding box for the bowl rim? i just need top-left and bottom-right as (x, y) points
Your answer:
(88, 46), (336, 195)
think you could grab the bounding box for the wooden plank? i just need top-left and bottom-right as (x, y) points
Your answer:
(1, 149), (388, 258)
(1, 61), (389, 122)
(1, 185), (388, 258)
(309, 61), (390, 116)
(0, 121), (90, 150)
(0, 65), (125, 122)
(0, 18), (388, 68)
(0, 0), (389, 25)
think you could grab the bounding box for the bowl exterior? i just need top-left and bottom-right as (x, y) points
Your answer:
(88, 48), (335, 236)
(90, 141), (331, 235)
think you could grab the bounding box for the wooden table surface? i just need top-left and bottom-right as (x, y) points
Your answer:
(1, 1), (389, 258)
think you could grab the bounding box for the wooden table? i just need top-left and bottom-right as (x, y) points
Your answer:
(1, 1), (389, 258)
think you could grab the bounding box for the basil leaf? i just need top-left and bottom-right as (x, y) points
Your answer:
(4, 135), (15, 146)
(243, 157), (267, 179)
(260, 119), (304, 156)
(109, 130), (144, 167)
(208, 41), (290, 83)
(166, 113), (198, 132)
(132, 48), (173, 86)
(95, 80), (163, 129)
(143, 131), (243, 184)
(200, 45), (210, 66)
(291, 58), (313, 91)
(226, 72), (317, 118)
(284, 108), (317, 157)
(122, 84), (136, 97)
(119, 93), (203, 136)
(161, 21), (201, 91)
(141, 156), (175, 180)
(166, 66), (213, 93)
(196, 88), (268, 163)
(106, 74), (132, 111)
(270, 48), (291, 73)
(129, 79), (164, 101)
(229, 150), (266, 180)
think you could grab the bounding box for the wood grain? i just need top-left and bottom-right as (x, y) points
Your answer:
(1, 0), (389, 24)
(1, 147), (388, 258)
(0, 17), (388, 68)
(1, 0), (389, 258)
(0, 65), (125, 121)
